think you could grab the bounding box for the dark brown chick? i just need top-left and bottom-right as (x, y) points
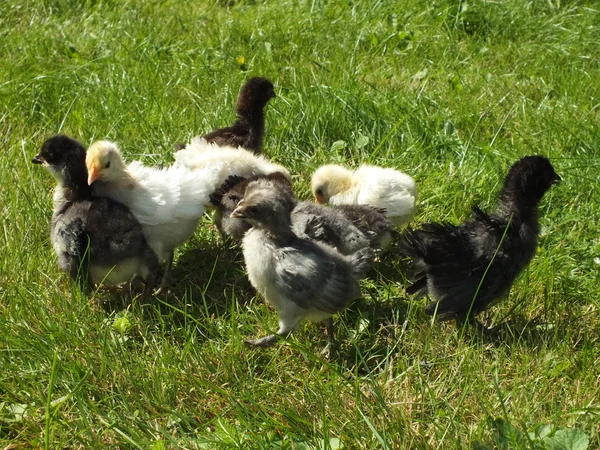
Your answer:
(200, 77), (276, 153)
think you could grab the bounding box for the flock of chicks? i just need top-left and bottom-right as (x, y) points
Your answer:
(33, 77), (561, 349)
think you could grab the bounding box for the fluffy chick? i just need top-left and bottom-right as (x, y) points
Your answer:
(295, 203), (396, 254)
(311, 164), (418, 227)
(398, 156), (561, 333)
(232, 178), (375, 348)
(209, 172), (292, 240)
(86, 140), (220, 291)
(210, 173), (390, 255)
(174, 136), (290, 185)
(203, 77), (276, 153)
(33, 135), (158, 296)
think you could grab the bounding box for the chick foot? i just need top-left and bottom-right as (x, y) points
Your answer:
(458, 317), (501, 339)
(154, 253), (173, 295)
(320, 318), (337, 359)
(244, 334), (279, 348)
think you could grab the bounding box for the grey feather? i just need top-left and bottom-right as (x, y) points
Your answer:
(236, 178), (375, 345)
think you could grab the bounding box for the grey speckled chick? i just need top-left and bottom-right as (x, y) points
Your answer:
(33, 135), (159, 298)
(399, 156), (560, 334)
(232, 178), (374, 348)
(209, 172), (292, 240)
(211, 174), (393, 256)
(292, 203), (395, 254)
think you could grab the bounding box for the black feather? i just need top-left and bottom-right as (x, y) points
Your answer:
(400, 156), (560, 326)
(37, 135), (159, 296)
(203, 77), (276, 153)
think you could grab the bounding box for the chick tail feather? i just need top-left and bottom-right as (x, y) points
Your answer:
(71, 225), (93, 292)
(185, 136), (212, 153)
(350, 247), (375, 279)
(396, 228), (422, 257)
(406, 276), (427, 297)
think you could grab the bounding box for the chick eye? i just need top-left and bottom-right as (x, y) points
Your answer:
(316, 189), (323, 197)
(105, 161), (111, 169)
(247, 206), (259, 215)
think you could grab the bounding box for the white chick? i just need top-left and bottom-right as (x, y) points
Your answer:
(174, 136), (290, 184)
(86, 140), (220, 291)
(311, 164), (418, 227)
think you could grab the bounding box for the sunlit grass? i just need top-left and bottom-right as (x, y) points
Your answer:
(1, 0), (599, 448)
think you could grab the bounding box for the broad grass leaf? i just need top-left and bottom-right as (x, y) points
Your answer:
(544, 428), (589, 450)
(331, 140), (347, 152)
(490, 418), (528, 449)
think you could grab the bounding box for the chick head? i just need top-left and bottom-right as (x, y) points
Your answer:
(209, 175), (248, 211)
(238, 77), (276, 112)
(86, 140), (126, 185)
(311, 164), (353, 204)
(502, 155), (561, 206)
(231, 179), (295, 232)
(33, 135), (87, 184)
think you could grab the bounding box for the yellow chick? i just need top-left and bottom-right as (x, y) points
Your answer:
(311, 164), (417, 228)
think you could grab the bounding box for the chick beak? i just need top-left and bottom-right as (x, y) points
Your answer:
(552, 174), (562, 185)
(314, 195), (325, 204)
(230, 205), (245, 219)
(32, 154), (44, 165)
(87, 164), (100, 185)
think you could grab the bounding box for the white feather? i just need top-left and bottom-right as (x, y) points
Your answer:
(174, 135), (290, 186)
(91, 149), (220, 261)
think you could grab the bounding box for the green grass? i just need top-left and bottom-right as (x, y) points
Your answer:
(1, 0), (600, 448)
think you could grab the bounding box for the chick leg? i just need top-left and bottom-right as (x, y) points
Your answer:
(245, 334), (279, 348)
(245, 312), (299, 348)
(457, 315), (500, 339)
(321, 317), (336, 358)
(139, 251), (160, 301)
(142, 271), (157, 302)
(155, 252), (173, 295)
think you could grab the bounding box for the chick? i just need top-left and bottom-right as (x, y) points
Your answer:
(336, 204), (396, 250)
(231, 178), (375, 348)
(399, 156), (561, 333)
(33, 135), (158, 297)
(209, 172), (292, 240)
(203, 77), (276, 153)
(86, 140), (221, 291)
(174, 77), (276, 153)
(294, 203), (396, 254)
(291, 203), (372, 255)
(210, 173), (388, 256)
(174, 136), (290, 184)
(311, 164), (417, 227)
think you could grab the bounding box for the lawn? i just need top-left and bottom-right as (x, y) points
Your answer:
(1, 0), (599, 448)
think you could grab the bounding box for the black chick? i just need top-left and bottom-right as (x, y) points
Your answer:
(202, 77), (276, 153)
(399, 156), (561, 333)
(231, 178), (374, 348)
(33, 135), (159, 298)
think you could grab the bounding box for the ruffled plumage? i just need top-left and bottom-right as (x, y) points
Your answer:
(174, 136), (290, 187)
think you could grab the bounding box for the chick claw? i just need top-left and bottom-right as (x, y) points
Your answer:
(244, 334), (279, 348)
